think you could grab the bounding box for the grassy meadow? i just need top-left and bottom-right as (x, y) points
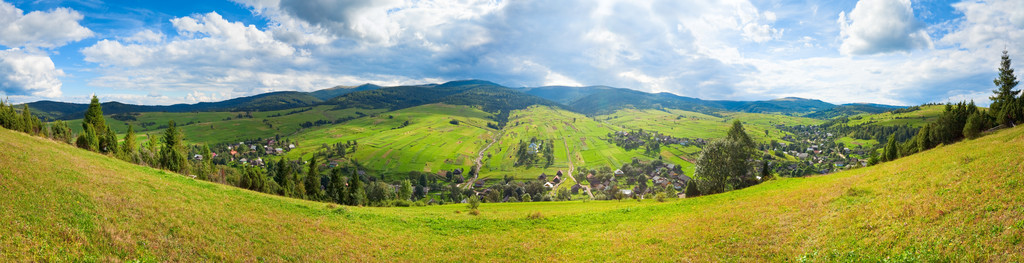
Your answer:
(65, 105), (384, 145)
(844, 105), (945, 127)
(283, 104), (499, 177)
(480, 106), (692, 181)
(3, 120), (1023, 261)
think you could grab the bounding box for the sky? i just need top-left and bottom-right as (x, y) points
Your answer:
(0, 0), (1021, 106)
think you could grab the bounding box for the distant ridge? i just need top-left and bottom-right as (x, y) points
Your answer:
(21, 80), (904, 120)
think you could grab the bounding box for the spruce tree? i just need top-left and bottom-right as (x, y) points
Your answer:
(159, 120), (188, 174)
(20, 104), (35, 134)
(83, 95), (106, 133)
(884, 134), (898, 162)
(120, 125), (138, 162)
(990, 50), (1020, 126)
(304, 156), (322, 200)
(964, 111), (987, 139)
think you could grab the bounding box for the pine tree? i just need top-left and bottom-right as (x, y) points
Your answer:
(120, 125), (138, 162)
(884, 134), (898, 162)
(963, 111), (987, 139)
(159, 120), (188, 174)
(304, 156), (322, 200)
(20, 104), (35, 134)
(83, 95), (105, 130)
(990, 50), (1020, 126)
(101, 126), (118, 154)
(348, 170), (366, 206)
(77, 123), (99, 151)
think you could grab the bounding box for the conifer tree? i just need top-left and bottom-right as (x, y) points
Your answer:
(159, 120), (188, 174)
(77, 123), (99, 151)
(348, 170), (366, 206)
(50, 120), (73, 143)
(990, 50), (1020, 126)
(884, 134), (898, 162)
(20, 104), (35, 134)
(304, 156), (322, 200)
(120, 125), (138, 162)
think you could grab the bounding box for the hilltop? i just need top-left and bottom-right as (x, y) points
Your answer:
(2, 122), (1022, 261)
(23, 80), (903, 120)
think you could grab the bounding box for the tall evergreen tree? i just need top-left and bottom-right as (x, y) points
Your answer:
(20, 104), (35, 134)
(120, 125), (138, 162)
(159, 120), (188, 174)
(83, 95), (106, 133)
(304, 156), (322, 200)
(884, 134), (898, 162)
(990, 50), (1020, 126)
(348, 170), (366, 206)
(101, 126), (118, 154)
(76, 123), (99, 151)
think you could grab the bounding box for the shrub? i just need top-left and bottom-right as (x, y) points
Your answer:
(655, 192), (667, 202)
(467, 195), (480, 210)
(527, 212), (544, 220)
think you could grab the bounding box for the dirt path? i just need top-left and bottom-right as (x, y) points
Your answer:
(560, 138), (594, 199)
(460, 131), (502, 189)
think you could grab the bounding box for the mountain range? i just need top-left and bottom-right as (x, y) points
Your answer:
(23, 80), (904, 120)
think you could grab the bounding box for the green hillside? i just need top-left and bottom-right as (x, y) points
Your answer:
(283, 104), (498, 176)
(3, 120), (1023, 261)
(64, 105), (384, 145)
(845, 105), (945, 127)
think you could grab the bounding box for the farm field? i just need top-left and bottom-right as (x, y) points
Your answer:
(480, 106), (692, 181)
(597, 108), (824, 144)
(283, 104), (498, 178)
(63, 105), (384, 145)
(3, 121), (1023, 261)
(844, 105), (945, 127)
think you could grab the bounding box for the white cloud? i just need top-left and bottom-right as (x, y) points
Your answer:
(0, 1), (93, 48)
(838, 0), (932, 55)
(0, 49), (63, 97)
(121, 30), (164, 43)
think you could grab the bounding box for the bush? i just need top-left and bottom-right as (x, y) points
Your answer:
(655, 192), (667, 202)
(467, 195), (480, 210)
(527, 212), (544, 220)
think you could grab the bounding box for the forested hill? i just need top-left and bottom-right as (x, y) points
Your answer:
(21, 80), (904, 120)
(26, 91), (324, 120)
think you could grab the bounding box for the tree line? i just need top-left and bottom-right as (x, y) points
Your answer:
(878, 50), (1020, 163)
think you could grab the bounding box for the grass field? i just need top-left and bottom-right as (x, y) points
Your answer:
(4, 118), (1023, 261)
(283, 104), (498, 177)
(63, 105), (385, 145)
(845, 105), (945, 127)
(480, 106), (692, 180)
(597, 108), (824, 144)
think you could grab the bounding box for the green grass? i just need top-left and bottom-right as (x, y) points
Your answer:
(284, 104), (498, 177)
(597, 108), (824, 144)
(2, 124), (1024, 261)
(480, 106), (691, 180)
(62, 105), (384, 145)
(845, 105), (945, 127)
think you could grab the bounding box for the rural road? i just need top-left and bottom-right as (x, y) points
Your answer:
(460, 131), (502, 189)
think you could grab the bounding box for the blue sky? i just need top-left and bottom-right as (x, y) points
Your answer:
(0, 0), (1021, 106)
